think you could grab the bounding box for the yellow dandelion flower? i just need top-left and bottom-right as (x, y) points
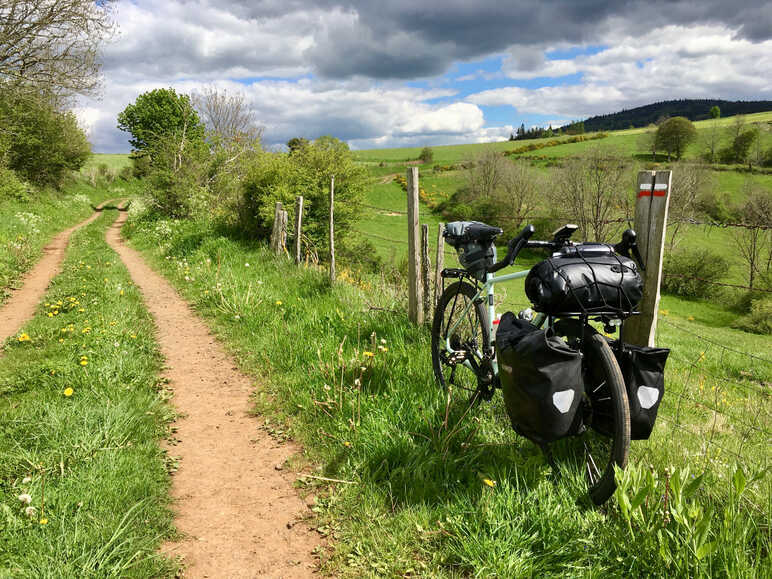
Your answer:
(18, 333), (31, 342)
(63, 387), (74, 397)
(119, 290), (124, 296)
(363, 351), (375, 358)
(275, 300), (282, 306)
(39, 518), (48, 525)
(483, 478), (497, 488)
(130, 334), (137, 339)
(687, 316), (695, 321)
(80, 360), (88, 366)
(343, 441), (352, 447)
(58, 338), (64, 343)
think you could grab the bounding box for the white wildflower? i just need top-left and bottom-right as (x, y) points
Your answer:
(24, 506), (37, 518)
(18, 493), (32, 505)
(22, 476), (32, 484)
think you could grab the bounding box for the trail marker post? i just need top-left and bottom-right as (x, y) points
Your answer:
(625, 170), (672, 347)
(406, 167), (423, 324)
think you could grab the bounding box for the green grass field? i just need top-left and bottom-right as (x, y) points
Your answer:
(122, 205), (769, 577)
(82, 154), (132, 172)
(0, 209), (176, 577)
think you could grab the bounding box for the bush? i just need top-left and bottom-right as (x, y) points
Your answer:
(0, 166), (31, 201)
(662, 248), (730, 298)
(418, 146), (434, 163)
(732, 295), (772, 334)
(119, 166), (133, 181)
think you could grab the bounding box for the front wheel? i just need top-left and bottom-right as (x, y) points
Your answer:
(431, 281), (490, 393)
(581, 333), (630, 505)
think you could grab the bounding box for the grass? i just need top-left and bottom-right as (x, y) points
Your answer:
(0, 208), (177, 577)
(124, 209), (770, 577)
(82, 154), (132, 172)
(0, 179), (129, 305)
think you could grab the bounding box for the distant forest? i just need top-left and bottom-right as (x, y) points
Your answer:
(583, 99), (772, 131)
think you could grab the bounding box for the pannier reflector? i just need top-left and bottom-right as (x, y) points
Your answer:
(637, 386), (659, 410)
(552, 390), (575, 414)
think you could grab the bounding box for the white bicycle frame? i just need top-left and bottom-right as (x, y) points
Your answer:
(444, 268), (547, 376)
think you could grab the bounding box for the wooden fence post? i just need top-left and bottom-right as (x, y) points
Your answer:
(625, 170), (672, 347)
(421, 224), (431, 320)
(434, 223), (444, 309)
(329, 176), (335, 283)
(406, 167), (423, 324)
(294, 195), (304, 265)
(270, 201), (284, 255)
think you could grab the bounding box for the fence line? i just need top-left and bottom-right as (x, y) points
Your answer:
(362, 203), (770, 231)
(659, 318), (772, 365)
(662, 273), (772, 293)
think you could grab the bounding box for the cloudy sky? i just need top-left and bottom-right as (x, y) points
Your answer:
(78, 0), (772, 153)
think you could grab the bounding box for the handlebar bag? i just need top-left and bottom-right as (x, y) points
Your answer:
(525, 246), (643, 315)
(617, 343), (669, 440)
(496, 312), (584, 444)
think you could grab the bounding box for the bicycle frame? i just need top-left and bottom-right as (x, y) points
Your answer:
(444, 268), (547, 377)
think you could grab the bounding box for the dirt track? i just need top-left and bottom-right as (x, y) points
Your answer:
(105, 210), (318, 578)
(0, 202), (110, 346)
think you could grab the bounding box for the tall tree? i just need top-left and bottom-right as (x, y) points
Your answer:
(0, 0), (114, 98)
(117, 88), (205, 154)
(192, 86), (262, 147)
(655, 117), (697, 160)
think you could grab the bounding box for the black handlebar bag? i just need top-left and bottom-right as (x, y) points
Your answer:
(496, 312), (584, 444)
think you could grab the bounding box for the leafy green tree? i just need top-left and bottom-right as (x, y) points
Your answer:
(710, 106), (721, 119)
(0, 89), (90, 187)
(287, 137), (309, 154)
(655, 117), (697, 160)
(418, 146), (434, 163)
(730, 128), (760, 166)
(117, 88), (205, 154)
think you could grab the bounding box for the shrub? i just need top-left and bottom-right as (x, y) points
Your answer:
(732, 295), (772, 334)
(418, 146), (434, 163)
(662, 248), (730, 298)
(0, 166), (31, 201)
(119, 166), (133, 181)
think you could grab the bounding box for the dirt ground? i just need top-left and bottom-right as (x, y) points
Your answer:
(105, 209), (319, 578)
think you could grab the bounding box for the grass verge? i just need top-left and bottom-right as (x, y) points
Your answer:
(0, 178), (136, 305)
(125, 211), (769, 577)
(0, 208), (176, 577)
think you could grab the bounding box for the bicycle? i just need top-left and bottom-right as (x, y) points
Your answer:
(431, 221), (655, 505)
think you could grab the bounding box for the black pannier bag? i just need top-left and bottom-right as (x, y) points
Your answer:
(495, 312), (584, 444)
(444, 221), (502, 280)
(525, 244), (643, 315)
(617, 343), (669, 440)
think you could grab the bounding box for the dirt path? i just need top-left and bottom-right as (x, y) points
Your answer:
(0, 201), (112, 346)
(105, 210), (318, 578)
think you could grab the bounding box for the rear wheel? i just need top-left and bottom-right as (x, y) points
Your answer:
(580, 332), (630, 505)
(431, 281), (490, 394)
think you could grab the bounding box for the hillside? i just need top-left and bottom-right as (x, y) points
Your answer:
(583, 99), (772, 131)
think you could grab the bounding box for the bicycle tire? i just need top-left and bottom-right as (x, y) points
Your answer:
(581, 332), (630, 505)
(431, 281), (490, 392)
